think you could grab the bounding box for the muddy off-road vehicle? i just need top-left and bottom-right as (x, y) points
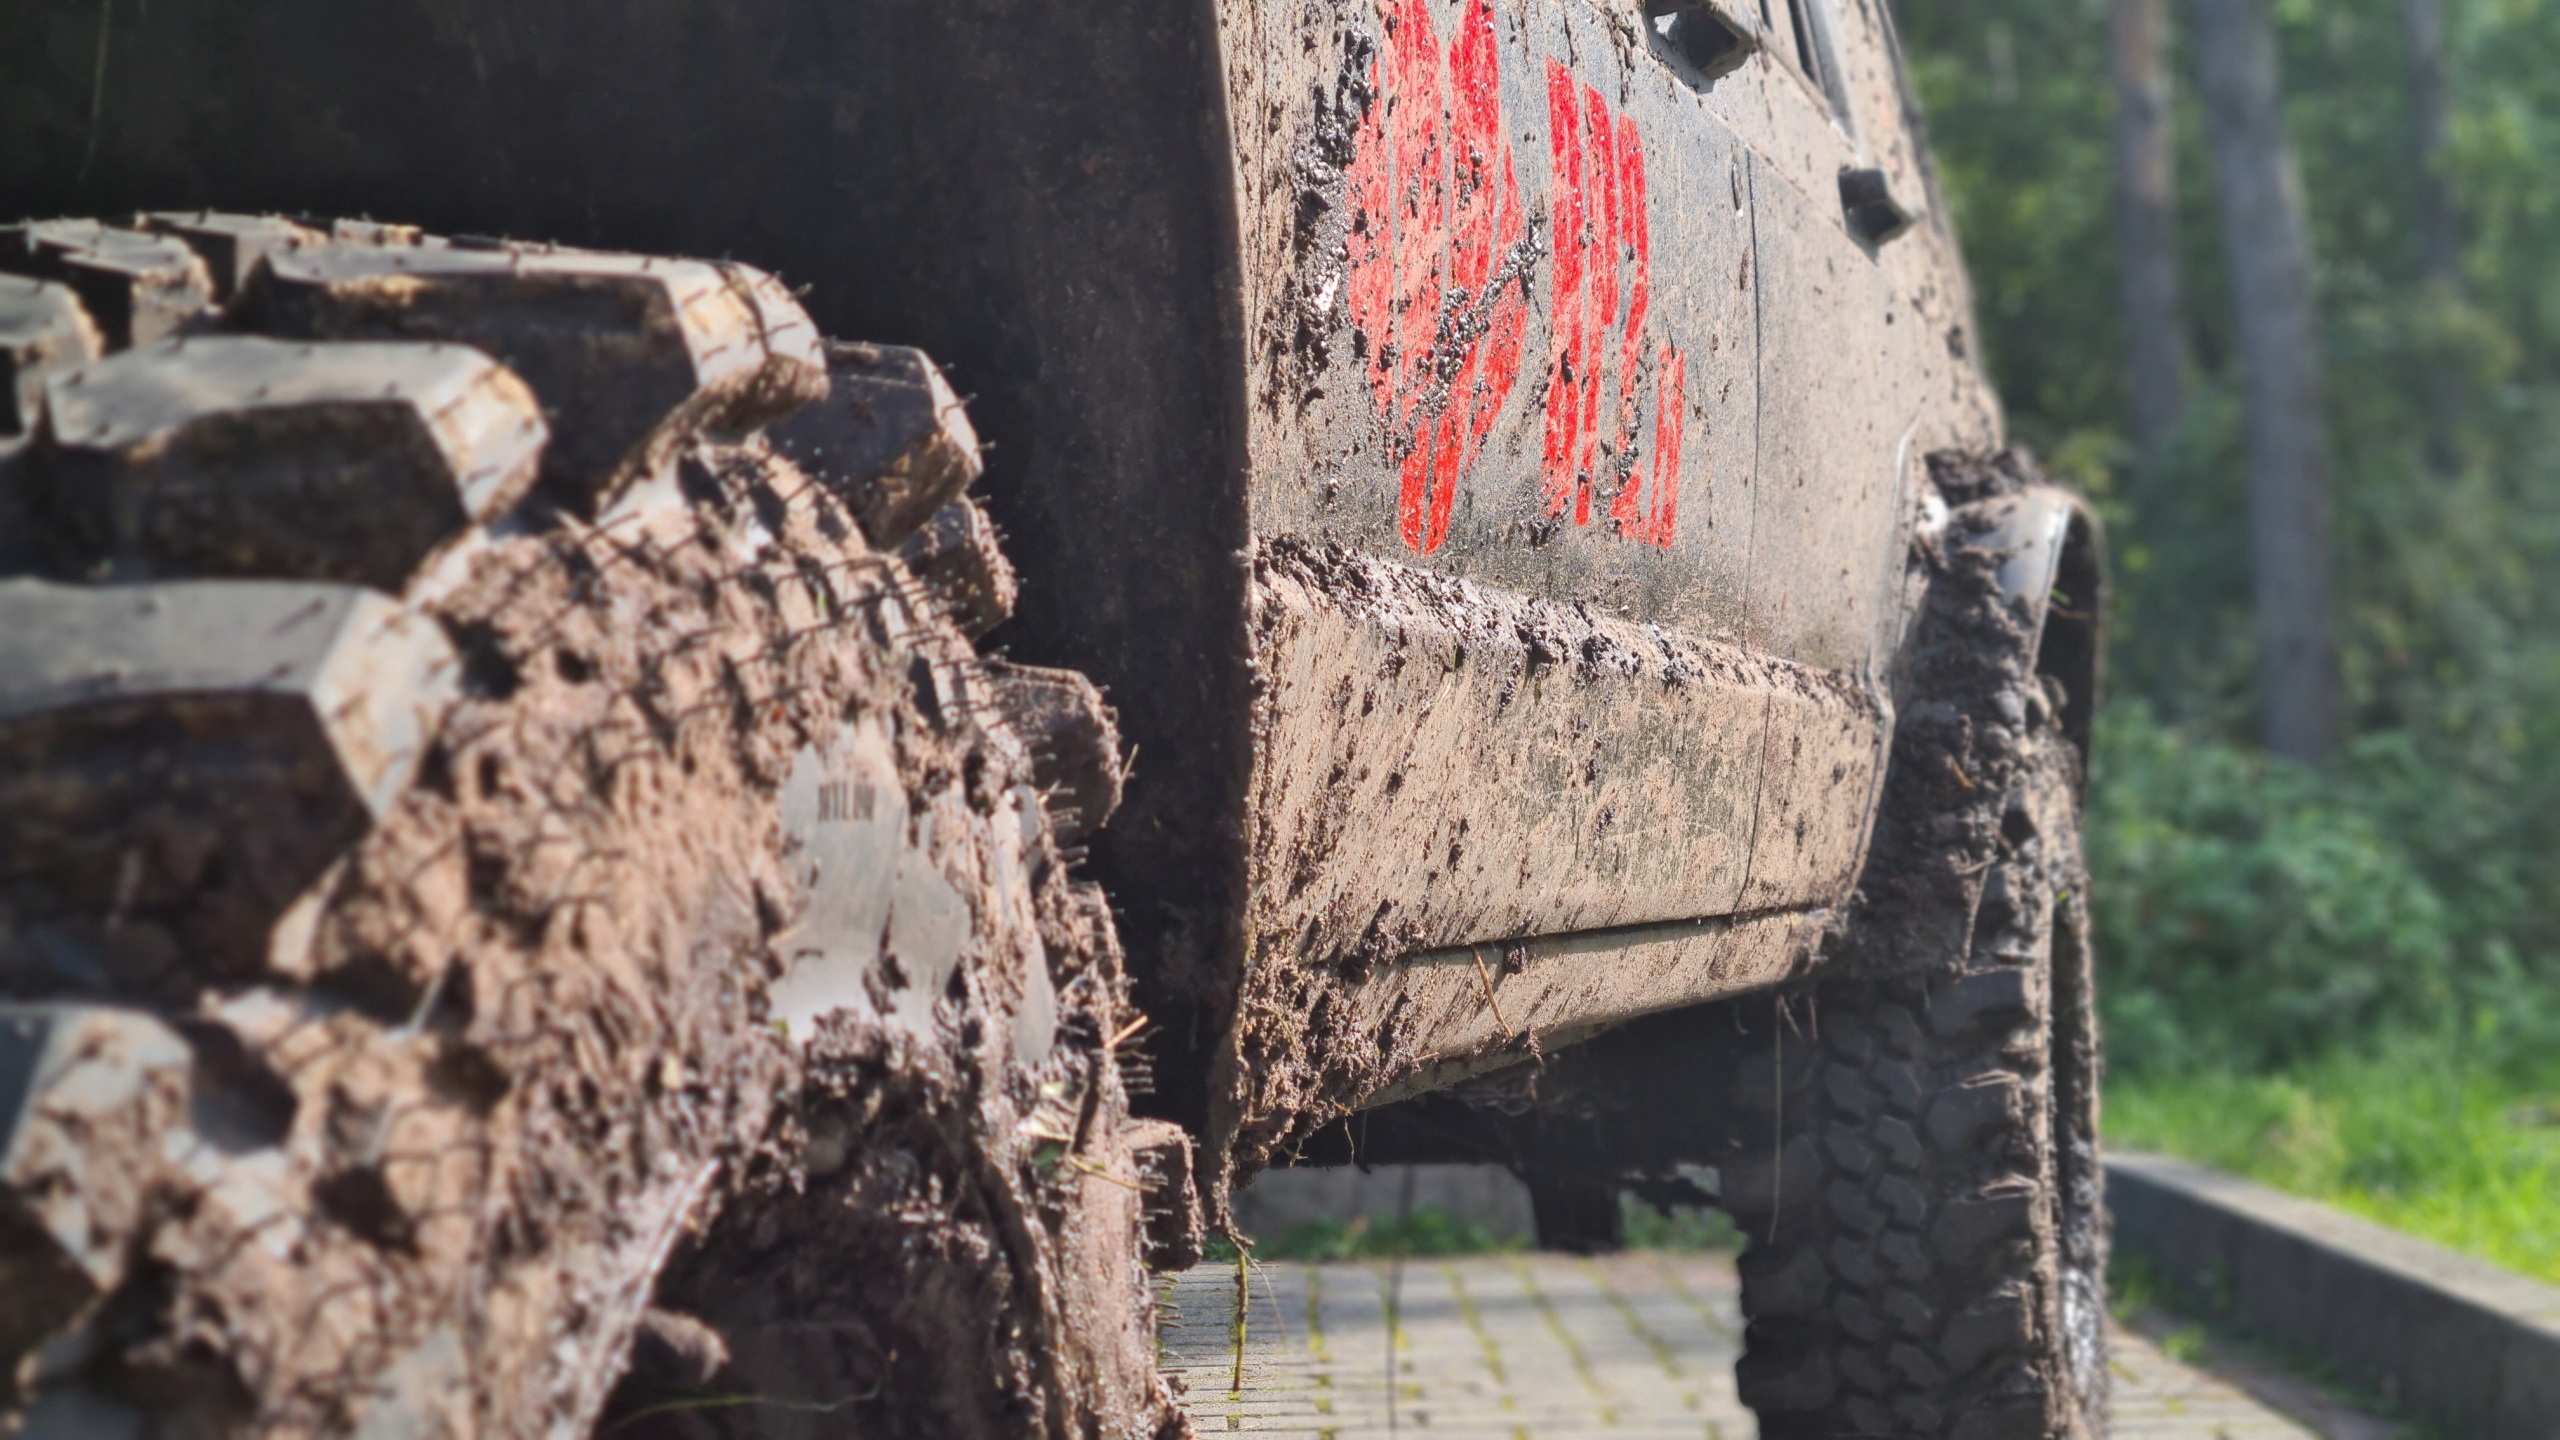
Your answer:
(0, 0), (2107, 1436)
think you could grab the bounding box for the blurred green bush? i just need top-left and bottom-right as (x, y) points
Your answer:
(2088, 703), (2555, 1075)
(1894, 0), (2560, 1083)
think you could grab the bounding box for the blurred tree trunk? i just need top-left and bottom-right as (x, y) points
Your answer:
(2404, 0), (2462, 473)
(2189, 0), (2338, 762)
(2403, 0), (2460, 287)
(2111, 0), (2190, 465)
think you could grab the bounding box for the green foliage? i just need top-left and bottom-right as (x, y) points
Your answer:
(2108, 1044), (2560, 1284)
(2085, 703), (2560, 1072)
(1618, 1197), (1744, 1253)
(1247, 1207), (1523, 1261)
(1897, 0), (2560, 1275)
(1905, 0), (2560, 736)
(1896, 0), (2560, 1083)
(1236, 1195), (1738, 1261)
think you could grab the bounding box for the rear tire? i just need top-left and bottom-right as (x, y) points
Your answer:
(1722, 723), (2107, 1440)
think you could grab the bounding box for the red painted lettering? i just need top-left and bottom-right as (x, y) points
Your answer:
(1643, 345), (1684, 545)
(1343, 0), (1528, 555)
(1540, 60), (1585, 523)
(1344, 13), (1683, 553)
(1541, 72), (1685, 547)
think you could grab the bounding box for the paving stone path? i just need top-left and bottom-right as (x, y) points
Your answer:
(1162, 1253), (2334, 1437)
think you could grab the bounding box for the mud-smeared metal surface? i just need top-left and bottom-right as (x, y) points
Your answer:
(1212, 533), (1877, 1197)
(1280, 446), (2094, 1181)
(1221, 0), (2003, 665)
(0, 439), (1178, 1440)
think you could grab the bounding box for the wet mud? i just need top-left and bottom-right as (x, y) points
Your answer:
(0, 441), (1180, 1439)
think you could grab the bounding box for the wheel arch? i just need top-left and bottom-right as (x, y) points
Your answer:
(1973, 484), (2108, 769)
(2035, 495), (2108, 767)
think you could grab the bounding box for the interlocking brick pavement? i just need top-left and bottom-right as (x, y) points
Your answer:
(1162, 1253), (2335, 1437)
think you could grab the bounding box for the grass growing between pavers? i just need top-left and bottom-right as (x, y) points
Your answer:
(2105, 1042), (2560, 1286)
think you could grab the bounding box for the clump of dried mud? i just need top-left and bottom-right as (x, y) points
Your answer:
(1, 442), (1182, 1439)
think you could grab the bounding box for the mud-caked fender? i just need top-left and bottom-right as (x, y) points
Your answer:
(1851, 463), (2107, 975)
(1916, 479), (2107, 765)
(2028, 491), (2109, 764)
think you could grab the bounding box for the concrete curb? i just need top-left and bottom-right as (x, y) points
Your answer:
(2106, 1151), (2560, 1440)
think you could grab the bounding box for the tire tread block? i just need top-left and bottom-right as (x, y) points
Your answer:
(897, 497), (1018, 638)
(141, 212), (326, 302)
(0, 220), (213, 350)
(1126, 1118), (1206, 1272)
(975, 661), (1122, 843)
(237, 243), (825, 497)
(37, 336), (548, 588)
(0, 278), (101, 437)
(0, 579), (456, 973)
(0, 1003), (195, 1369)
(769, 342), (981, 547)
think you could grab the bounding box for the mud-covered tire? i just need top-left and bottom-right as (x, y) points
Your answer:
(0, 215), (1178, 1440)
(1721, 685), (2107, 1437)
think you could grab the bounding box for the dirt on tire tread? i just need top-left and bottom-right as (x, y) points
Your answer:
(1721, 457), (2108, 1440)
(0, 214), (1181, 1440)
